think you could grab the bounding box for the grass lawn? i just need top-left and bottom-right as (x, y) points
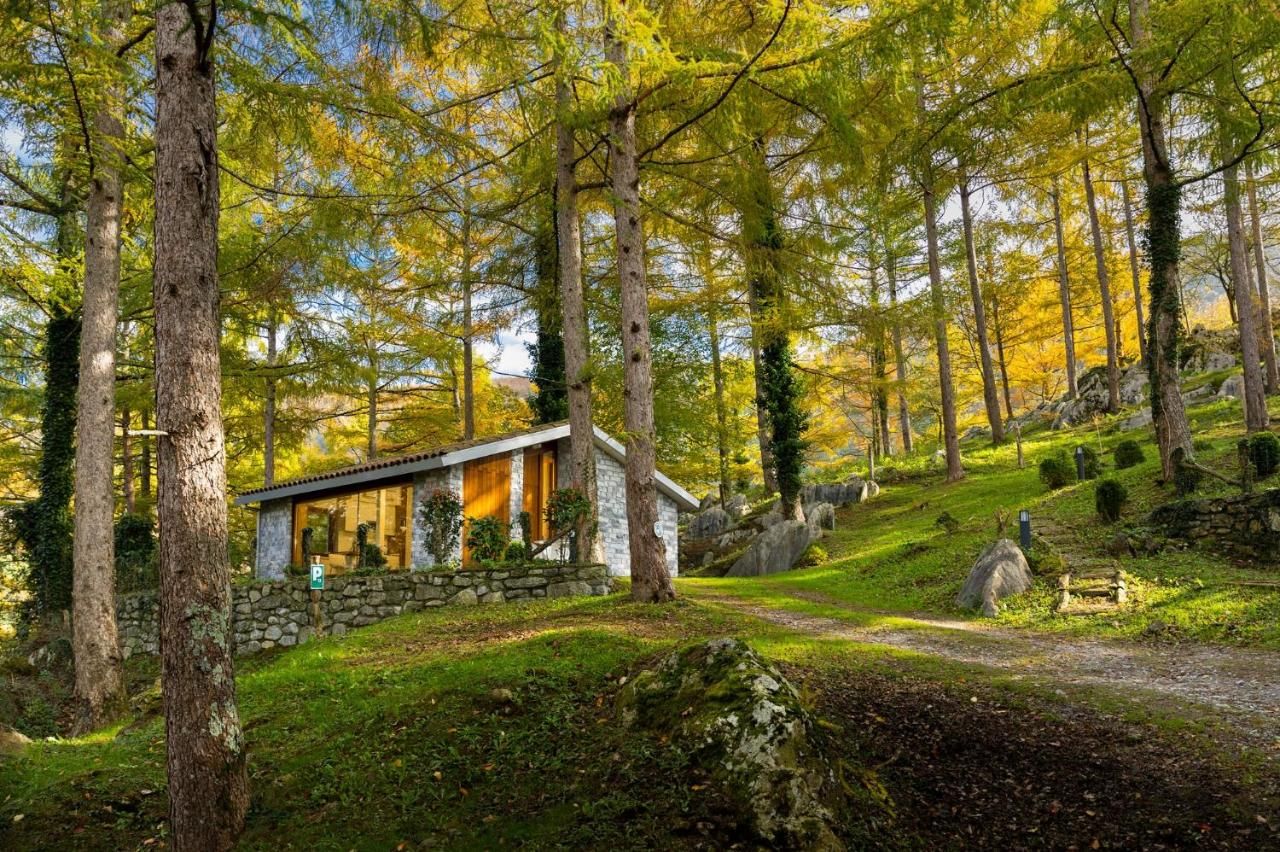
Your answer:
(683, 396), (1280, 649)
(4, 589), (1277, 850)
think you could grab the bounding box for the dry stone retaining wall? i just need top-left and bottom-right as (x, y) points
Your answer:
(117, 562), (611, 659)
(1148, 488), (1280, 565)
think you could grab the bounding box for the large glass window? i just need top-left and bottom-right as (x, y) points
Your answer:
(292, 481), (413, 574)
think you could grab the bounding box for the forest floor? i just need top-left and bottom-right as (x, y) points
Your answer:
(3, 592), (1279, 850)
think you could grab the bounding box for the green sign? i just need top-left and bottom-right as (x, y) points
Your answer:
(310, 562), (325, 591)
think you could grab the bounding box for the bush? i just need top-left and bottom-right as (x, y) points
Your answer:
(418, 489), (463, 566)
(1039, 454), (1073, 489)
(1095, 479), (1128, 523)
(114, 513), (157, 592)
(1248, 432), (1280, 478)
(934, 512), (960, 534)
(1077, 445), (1101, 480)
(1113, 440), (1145, 470)
(467, 516), (509, 564)
(504, 541), (527, 563)
(1172, 448), (1202, 497)
(545, 487), (594, 562)
(795, 543), (827, 568)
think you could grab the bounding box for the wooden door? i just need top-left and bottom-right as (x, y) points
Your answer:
(463, 454), (510, 565)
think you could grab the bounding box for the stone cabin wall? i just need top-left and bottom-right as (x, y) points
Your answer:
(119, 562), (611, 659)
(255, 439), (682, 581)
(1148, 488), (1280, 565)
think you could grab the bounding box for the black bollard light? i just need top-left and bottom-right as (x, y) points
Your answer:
(1075, 446), (1087, 481)
(1019, 509), (1032, 551)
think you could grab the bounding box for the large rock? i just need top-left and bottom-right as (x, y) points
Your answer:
(726, 519), (818, 577)
(955, 538), (1034, 617)
(806, 502), (836, 533)
(0, 724), (31, 758)
(688, 506), (732, 540)
(618, 639), (844, 850)
(698, 493), (718, 511)
(1118, 364), (1149, 406)
(801, 478), (870, 507)
(1122, 407), (1153, 431)
(1217, 374), (1244, 400)
(724, 493), (749, 518)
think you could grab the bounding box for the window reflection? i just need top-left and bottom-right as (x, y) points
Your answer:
(292, 481), (413, 573)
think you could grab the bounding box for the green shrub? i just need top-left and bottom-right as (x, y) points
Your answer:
(1248, 432), (1280, 478)
(504, 541), (527, 563)
(1094, 479), (1128, 523)
(1038, 454), (1073, 489)
(516, 510), (533, 551)
(1077, 445), (1101, 480)
(1113, 440), (1145, 470)
(114, 513), (157, 592)
(934, 512), (960, 534)
(795, 543), (827, 568)
(467, 516), (509, 564)
(418, 489), (463, 566)
(354, 523), (386, 570)
(1172, 448), (1202, 497)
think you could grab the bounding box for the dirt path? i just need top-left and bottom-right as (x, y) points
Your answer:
(697, 591), (1280, 743)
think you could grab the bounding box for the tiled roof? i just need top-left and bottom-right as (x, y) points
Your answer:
(236, 420), (568, 501)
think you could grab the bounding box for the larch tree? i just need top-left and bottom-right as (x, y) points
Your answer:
(1246, 163), (1278, 393)
(71, 0), (132, 732)
(958, 171), (1005, 442)
(153, 0), (249, 846)
(1080, 145), (1121, 412)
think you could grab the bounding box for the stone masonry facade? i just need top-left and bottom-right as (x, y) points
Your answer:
(118, 562), (612, 659)
(256, 437), (682, 580)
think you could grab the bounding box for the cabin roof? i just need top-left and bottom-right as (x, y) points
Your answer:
(233, 421), (698, 511)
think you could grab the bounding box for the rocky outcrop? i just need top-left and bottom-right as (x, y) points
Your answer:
(801, 477), (874, 508)
(688, 506), (732, 540)
(724, 493), (749, 518)
(956, 539), (1034, 617)
(726, 519), (818, 577)
(618, 639), (844, 850)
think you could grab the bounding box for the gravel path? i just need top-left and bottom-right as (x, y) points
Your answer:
(699, 593), (1280, 743)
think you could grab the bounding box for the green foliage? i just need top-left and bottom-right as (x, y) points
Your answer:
(545, 487), (594, 563)
(418, 489), (463, 566)
(503, 541), (527, 563)
(1113, 440), (1145, 470)
(1077, 446), (1101, 480)
(466, 516), (509, 564)
(1038, 454), (1073, 490)
(355, 523), (387, 571)
(1247, 432), (1280, 478)
(1094, 479), (1128, 523)
(516, 510), (533, 552)
(796, 543), (827, 568)
(114, 514), (157, 592)
(934, 512), (960, 534)
(759, 336), (808, 513)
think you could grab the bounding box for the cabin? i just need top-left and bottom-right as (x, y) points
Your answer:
(235, 421), (698, 580)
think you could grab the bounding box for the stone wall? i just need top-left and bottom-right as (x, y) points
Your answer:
(255, 498), (293, 581)
(118, 562), (611, 659)
(1148, 488), (1280, 564)
(411, 466), (464, 568)
(576, 440), (680, 577)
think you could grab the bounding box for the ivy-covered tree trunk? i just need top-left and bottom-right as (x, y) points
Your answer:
(886, 245), (913, 453)
(1050, 179), (1079, 401)
(708, 311), (732, 502)
(748, 312), (779, 494)
(606, 9), (672, 602)
(1247, 163), (1278, 394)
(959, 176), (1004, 443)
(744, 136), (806, 519)
(553, 9), (601, 564)
(528, 189), (568, 424)
(867, 265), (892, 456)
(1120, 180), (1148, 364)
(1082, 156), (1121, 413)
(71, 0), (131, 733)
(121, 409), (135, 513)
(1129, 0), (1194, 479)
(922, 169), (963, 482)
(32, 308), (79, 616)
(154, 2), (249, 846)
(1224, 159), (1268, 431)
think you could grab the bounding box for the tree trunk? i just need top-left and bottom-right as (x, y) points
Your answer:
(867, 265), (893, 456)
(922, 173), (963, 481)
(959, 176), (1004, 443)
(1225, 160), (1269, 430)
(606, 10), (672, 602)
(1050, 178), (1079, 400)
(1130, 0), (1195, 479)
(263, 310), (277, 486)
(1247, 162), (1278, 393)
(366, 376), (378, 459)
(1082, 155), (1121, 412)
(140, 408), (152, 501)
(709, 311), (732, 503)
(748, 313), (779, 493)
(461, 207), (475, 440)
(122, 409), (135, 513)
(154, 4), (249, 847)
(554, 10), (601, 563)
(71, 0), (130, 732)
(1120, 181), (1148, 365)
(885, 247), (913, 454)
(992, 298), (1015, 419)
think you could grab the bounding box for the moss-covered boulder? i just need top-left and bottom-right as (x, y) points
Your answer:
(618, 638), (843, 850)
